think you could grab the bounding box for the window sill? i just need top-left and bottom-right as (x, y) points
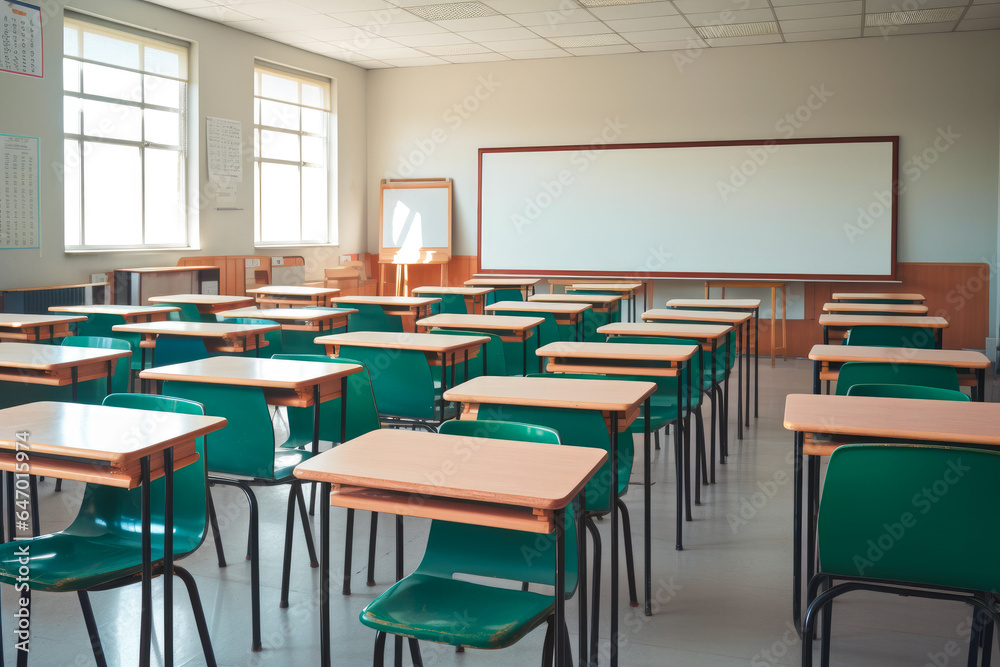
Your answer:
(254, 243), (339, 250)
(64, 246), (200, 255)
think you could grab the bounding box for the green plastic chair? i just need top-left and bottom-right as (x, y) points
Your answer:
(428, 328), (507, 376)
(834, 362), (960, 396)
(469, 403), (636, 659)
(420, 292), (468, 315)
(500, 309), (561, 367)
(226, 316), (284, 357)
(161, 380), (318, 653)
(361, 420), (576, 665)
(60, 336), (131, 404)
(491, 288), (524, 303)
(846, 383), (969, 402)
(77, 312), (149, 386)
(337, 302), (403, 333)
(802, 444), (1000, 666)
(154, 335), (210, 366)
(845, 325), (937, 349)
(163, 301), (215, 322)
(0, 394), (217, 665)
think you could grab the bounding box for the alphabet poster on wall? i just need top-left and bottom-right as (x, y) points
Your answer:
(0, 133), (40, 249)
(1, 0), (43, 78)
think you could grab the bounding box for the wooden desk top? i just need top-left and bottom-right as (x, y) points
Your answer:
(0, 342), (130, 370)
(294, 429), (606, 512)
(0, 313), (86, 328)
(832, 292), (926, 302)
(643, 309), (752, 325)
(316, 331), (489, 353)
(822, 302), (929, 315)
(113, 321), (280, 338)
(464, 278), (541, 288)
(667, 298), (761, 309)
(537, 341), (698, 363)
(486, 300), (589, 315)
(117, 266), (218, 273)
(412, 286), (493, 296)
(329, 296), (440, 307)
(217, 307), (357, 322)
(246, 285), (341, 297)
(0, 401), (225, 480)
(444, 375), (656, 413)
(807, 345), (990, 369)
(528, 294), (620, 306)
(783, 393), (1000, 446)
(148, 294), (254, 306)
(140, 355), (362, 389)
(566, 283), (643, 292)
(1, 281), (106, 292)
(417, 314), (544, 332)
(598, 321), (733, 340)
(818, 314), (949, 328)
(49, 304), (181, 317)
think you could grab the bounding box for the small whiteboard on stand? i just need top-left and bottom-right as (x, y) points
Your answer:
(379, 179), (452, 265)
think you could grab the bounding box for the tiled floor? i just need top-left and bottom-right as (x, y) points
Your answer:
(6, 358), (997, 666)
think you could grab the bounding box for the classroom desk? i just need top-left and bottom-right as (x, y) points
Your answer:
(486, 300), (590, 342)
(0, 342), (130, 402)
(564, 282), (645, 321)
(821, 302), (929, 315)
(807, 344), (990, 400)
(411, 286), (493, 315)
(0, 401), (226, 665)
(113, 265), (220, 306)
(463, 277), (540, 302)
(147, 294), (256, 315)
(415, 313), (544, 375)
(598, 321), (734, 474)
(818, 314), (949, 347)
(317, 331), (489, 421)
(782, 394), (1000, 635)
(444, 375), (655, 665)
(667, 298), (761, 422)
(113, 321), (280, 369)
(703, 284), (786, 365)
(328, 296), (440, 333)
(528, 292), (621, 320)
(0, 313), (86, 342)
(537, 340), (698, 600)
(49, 304), (181, 322)
(217, 307), (356, 332)
(294, 428), (606, 667)
(832, 292), (926, 303)
(246, 285), (341, 308)
(642, 308), (753, 438)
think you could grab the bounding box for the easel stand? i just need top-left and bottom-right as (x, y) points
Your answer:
(704, 281), (787, 366)
(380, 262), (449, 296)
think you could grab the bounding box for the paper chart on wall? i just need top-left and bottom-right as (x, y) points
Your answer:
(207, 117), (243, 182)
(0, 133), (39, 249)
(1, 1), (43, 77)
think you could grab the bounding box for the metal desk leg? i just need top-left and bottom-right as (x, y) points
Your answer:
(320, 482), (331, 667)
(643, 396), (652, 616)
(164, 447), (175, 667)
(976, 368), (985, 402)
(744, 320), (750, 429)
(793, 431), (803, 635)
(554, 507), (567, 667)
(610, 411), (621, 667)
(736, 325), (743, 440)
(754, 308), (759, 419)
(139, 456), (152, 667)
(813, 361), (821, 395)
(576, 495), (588, 666)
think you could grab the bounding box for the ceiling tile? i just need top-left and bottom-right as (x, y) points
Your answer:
(433, 15), (521, 31)
(564, 44), (640, 56)
(956, 16), (1000, 27)
(353, 46), (426, 59)
(440, 52), (511, 62)
(684, 8), (778, 26)
(380, 56), (451, 67)
(392, 32), (473, 46)
(219, 19), (275, 33)
(774, 1), (861, 20)
(772, 0), (859, 4)
(507, 10), (595, 26)
(780, 15), (863, 32)
(145, 0), (216, 10)
(297, 0), (394, 10)
(479, 37), (557, 51)
(353, 59), (392, 68)
(866, 0), (969, 10)
(587, 2), (679, 20)
(458, 26), (538, 40)
(862, 20), (960, 36)
(234, 1), (318, 19)
(530, 20), (614, 38)
(619, 27), (700, 43)
(258, 31), (320, 44)
(673, 0), (771, 11)
(482, 0), (569, 11)
(966, 2), (1000, 16)
(335, 8), (423, 26)
(375, 21), (450, 36)
(504, 48), (570, 59)
(263, 14), (356, 30)
(783, 27), (862, 41)
(635, 38), (707, 51)
(703, 34), (783, 46)
(300, 27), (378, 41)
(187, 5), (256, 22)
(604, 15), (691, 31)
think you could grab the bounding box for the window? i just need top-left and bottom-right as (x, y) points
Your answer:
(62, 17), (189, 250)
(253, 64), (332, 246)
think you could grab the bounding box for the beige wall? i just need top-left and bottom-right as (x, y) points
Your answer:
(0, 0), (367, 286)
(367, 31), (1000, 327)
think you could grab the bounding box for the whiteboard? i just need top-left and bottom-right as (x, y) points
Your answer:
(380, 180), (451, 264)
(478, 138), (897, 280)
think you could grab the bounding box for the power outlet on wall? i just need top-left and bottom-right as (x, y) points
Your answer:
(245, 258), (260, 268)
(272, 257), (284, 266)
(90, 273), (107, 284)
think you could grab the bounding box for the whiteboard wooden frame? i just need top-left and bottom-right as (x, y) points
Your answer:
(379, 179), (452, 265)
(477, 137), (899, 281)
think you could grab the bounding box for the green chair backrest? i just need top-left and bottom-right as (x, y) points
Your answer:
(429, 328), (506, 377)
(227, 317), (283, 357)
(78, 313), (146, 372)
(569, 290), (623, 323)
(422, 293), (468, 315)
(846, 383), (969, 402)
(474, 402), (625, 513)
(501, 310), (560, 350)
(338, 303), (403, 333)
(834, 362), (960, 396)
(333, 344), (436, 420)
(95, 394), (209, 556)
(491, 288), (524, 303)
(154, 335), (210, 367)
(430, 419), (577, 593)
(818, 444), (1000, 592)
(164, 302), (214, 323)
(605, 335), (703, 405)
(162, 381), (277, 478)
(845, 325), (936, 349)
(60, 336), (131, 404)
(272, 354), (381, 444)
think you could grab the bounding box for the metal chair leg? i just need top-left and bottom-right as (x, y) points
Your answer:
(344, 508), (355, 595)
(373, 631), (387, 666)
(367, 512), (379, 587)
(407, 638), (423, 667)
(78, 591), (108, 667)
(206, 488), (227, 567)
(586, 516), (601, 662)
(279, 480), (298, 609)
(617, 498), (639, 608)
(294, 482), (319, 567)
(541, 618), (555, 666)
(175, 566), (218, 667)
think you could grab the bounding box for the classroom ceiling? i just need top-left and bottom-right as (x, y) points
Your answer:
(146, 0), (1000, 69)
